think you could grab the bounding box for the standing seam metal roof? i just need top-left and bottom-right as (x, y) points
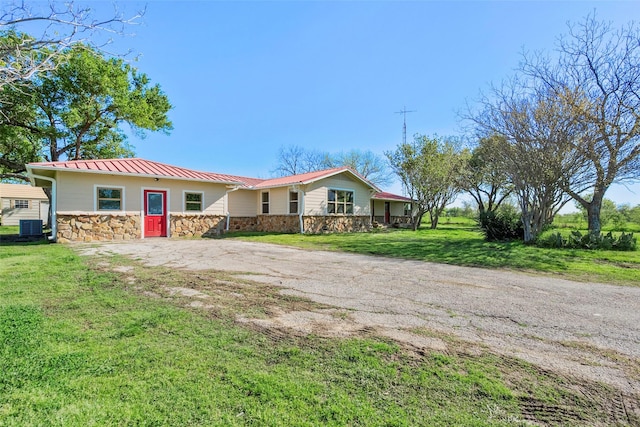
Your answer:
(27, 158), (248, 184)
(27, 158), (394, 196)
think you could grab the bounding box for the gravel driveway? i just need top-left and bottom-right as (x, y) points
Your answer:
(78, 238), (640, 397)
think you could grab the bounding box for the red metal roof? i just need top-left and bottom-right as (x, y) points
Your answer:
(27, 158), (382, 191)
(28, 158), (246, 184)
(372, 192), (413, 202)
(254, 167), (346, 188)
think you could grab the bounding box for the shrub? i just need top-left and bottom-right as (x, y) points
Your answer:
(536, 230), (637, 251)
(477, 210), (523, 242)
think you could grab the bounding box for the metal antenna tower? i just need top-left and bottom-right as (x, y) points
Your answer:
(395, 106), (416, 144)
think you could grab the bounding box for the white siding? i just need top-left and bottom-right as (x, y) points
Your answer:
(390, 201), (406, 216)
(1, 198), (48, 225)
(228, 189), (257, 217)
(56, 171), (226, 215)
(372, 199), (409, 218)
(303, 173), (372, 216)
(372, 200), (385, 217)
(268, 187), (290, 215)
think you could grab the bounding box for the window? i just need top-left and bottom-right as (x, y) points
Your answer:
(97, 187), (122, 210)
(404, 203), (412, 217)
(289, 191), (299, 214)
(261, 191), (269, 214)
(147, 192), (163, 215)
(185, 192), (203, 211)
(14, 199), (29, 209)
(327, 189), (354, 214)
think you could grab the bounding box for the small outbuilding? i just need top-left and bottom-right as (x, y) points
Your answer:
(0, 183), (49, 226)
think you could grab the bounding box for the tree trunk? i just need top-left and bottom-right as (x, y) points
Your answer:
(587, 192), (604, 235)
(430, 214), (439, 229)
(412, 211), (425, 231)
(521, 211), (533, 243)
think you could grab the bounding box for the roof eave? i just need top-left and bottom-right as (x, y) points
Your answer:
(26, 164), (243, 186)
(255, 169), (380, 192)
(373, 196), (413, 202)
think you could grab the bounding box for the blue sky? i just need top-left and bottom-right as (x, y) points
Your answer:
(103, 0), (638, 209)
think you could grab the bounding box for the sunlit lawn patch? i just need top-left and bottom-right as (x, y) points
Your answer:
(227, 219), (639, 286)
(0, 243), (628, 425)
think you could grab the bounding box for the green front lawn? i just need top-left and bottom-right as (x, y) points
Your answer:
(0, 225), (18, 235)
(227, 219), (640, 286)
(0, 243), (627, 426)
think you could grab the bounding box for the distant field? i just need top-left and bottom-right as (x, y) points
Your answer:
(227, 218), (640, 286)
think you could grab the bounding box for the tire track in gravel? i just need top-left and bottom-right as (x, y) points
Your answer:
(77, 238), (640, 404)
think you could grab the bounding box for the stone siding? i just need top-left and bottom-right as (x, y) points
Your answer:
(257, 215), (300, 233)
(57, 214), (141, 243)
(227, 216), (258, 232)
(391, 216), (412, 225)
(170, 214), (226, 237)
(226, 215), (371, 234)
(373, 215), (412, 226)
(56, 213), (374, 242)
(303, 215), (371, 234)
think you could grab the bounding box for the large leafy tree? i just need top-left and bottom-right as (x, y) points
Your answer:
(521, 13), (640, 235)
(460, 134), (512, 215)
(386, 135), (468, 230)
(470, 83), (583, 242)
(0, 43), (172, 180)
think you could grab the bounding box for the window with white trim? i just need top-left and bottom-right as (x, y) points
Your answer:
(97, 187), (122, 210)
(327, 189), (354, 214)
(404, 203), (412, 216)
(261, 191), (269, 214)
(289, 191), (299, 214)
(14, 199), (29, 209)
(185, 192), (203, 212)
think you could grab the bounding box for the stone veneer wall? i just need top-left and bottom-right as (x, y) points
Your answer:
(57, 213), (374, 242)
(227, 216), (258, 232)
(303, 215), (371, 234)
(227, 215), (371, 234)
(170, 214), (226, 237)
(257, 215), (300, 233)
(373, 215), (412, 225)
(57, 214), (141, 243)
(391, 216), (412, 225)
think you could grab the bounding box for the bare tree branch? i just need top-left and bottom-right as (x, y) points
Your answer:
(0, 1), (144, 90)
(520, 11), (640, 234)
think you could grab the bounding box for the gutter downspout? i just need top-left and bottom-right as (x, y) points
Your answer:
(298, 189), (305, 234)
(29, 173), (57, 242)
(225, 186), (241, 231)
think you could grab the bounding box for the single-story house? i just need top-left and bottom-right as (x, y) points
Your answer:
(26, 158), (413, 242)
(0, 183), (49, 226)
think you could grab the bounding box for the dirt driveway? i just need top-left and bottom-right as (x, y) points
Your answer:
(78, 238), (640, 397)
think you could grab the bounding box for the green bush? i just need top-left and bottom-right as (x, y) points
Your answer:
(477, 210), (523, 241)
(537, 230), (637, 251)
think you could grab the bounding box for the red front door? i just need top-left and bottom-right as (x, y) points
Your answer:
(144, 190), (167, 237)
(384, 202), (391, 224)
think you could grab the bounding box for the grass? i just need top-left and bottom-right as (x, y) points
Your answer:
(225, 218), (640, 286)
(0, 242), (632, 426)
(0, 225), (18, 236)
